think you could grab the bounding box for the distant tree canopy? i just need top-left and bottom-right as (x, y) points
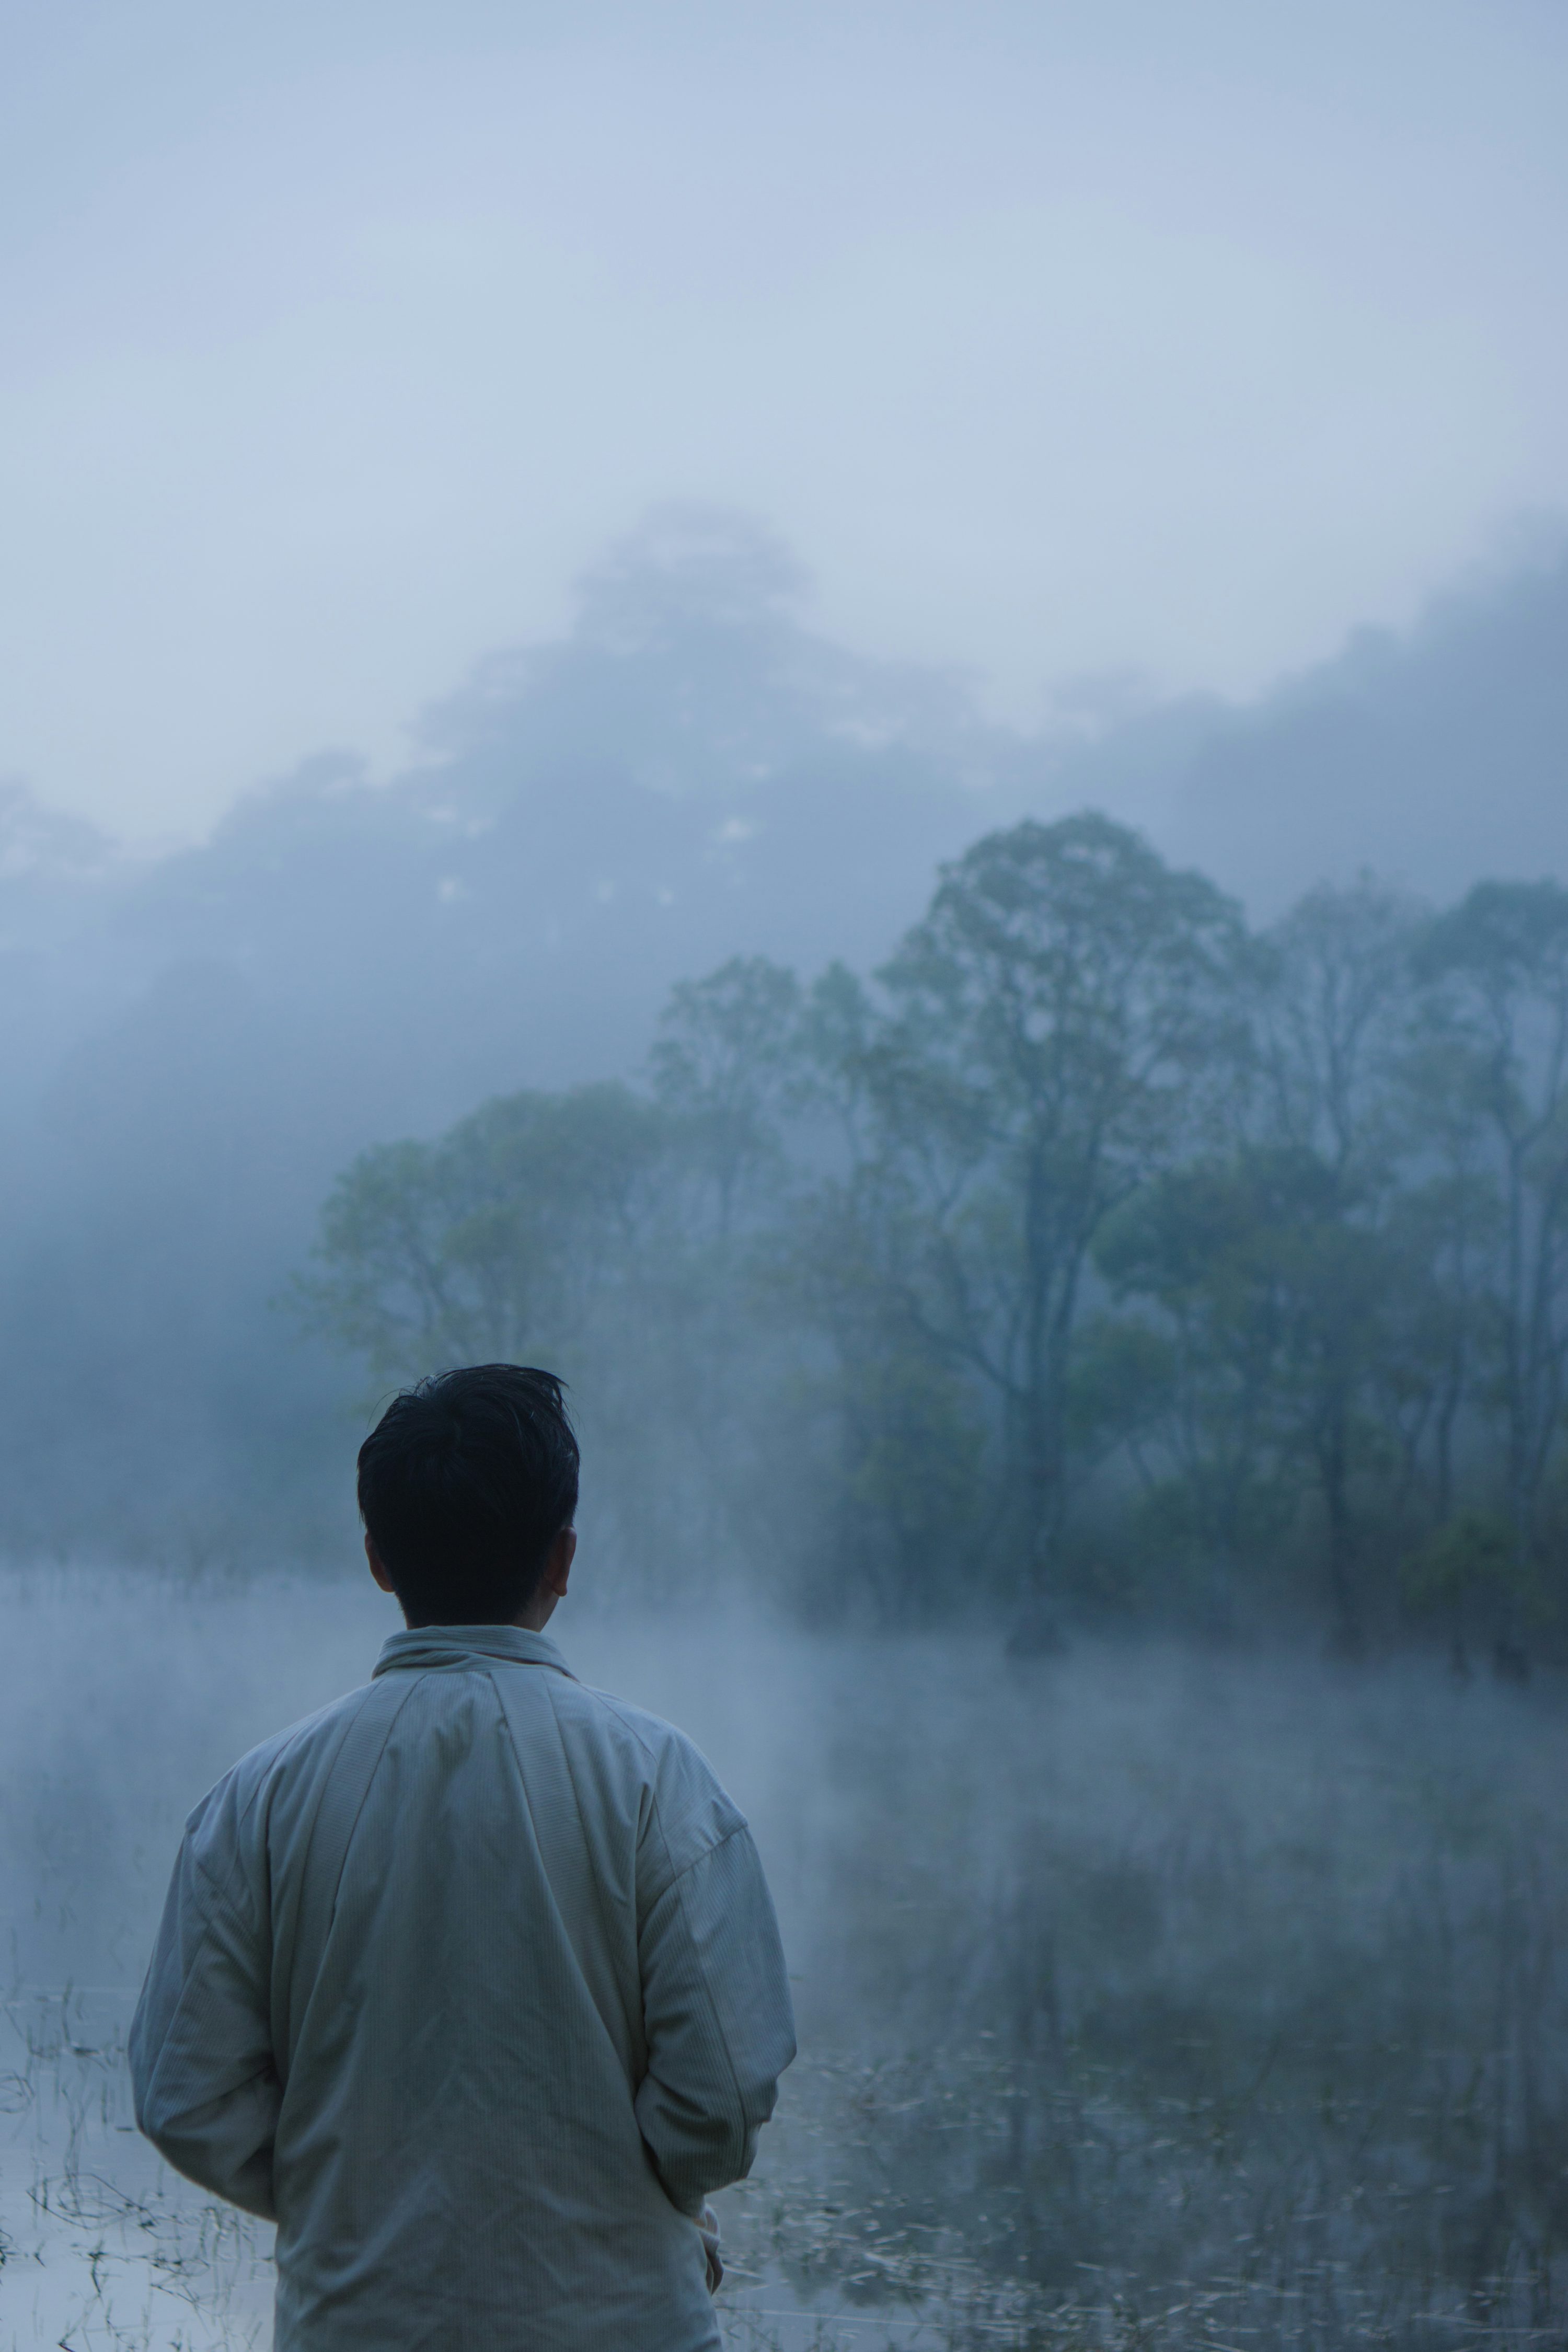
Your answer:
(302, 814), (1568, 1663)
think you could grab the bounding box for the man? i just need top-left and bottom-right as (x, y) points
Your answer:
(130, 1364), (795, 2350)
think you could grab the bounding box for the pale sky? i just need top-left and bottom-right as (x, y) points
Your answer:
(3, 0), (1566, 840)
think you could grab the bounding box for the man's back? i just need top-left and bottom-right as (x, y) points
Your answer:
(130, 1624), (795, 2352)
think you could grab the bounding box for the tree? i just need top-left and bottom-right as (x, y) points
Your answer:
(293, 817), (1568, 1657)
(650, 956), (803, 1235)
(1247, 880), (1424, 1643)
(1400, 1510), (1523, 1679)
(1413, 882), (1568, 1584)
(1374, 1158), (1499, 1535)
(1260, 877), (1420, 1176)
(1096, 1157), (1301, 1587)
(768, 1169), (985, 1621)
(861, 814), (1251, 1603)
(299, 1083), (665, 1383)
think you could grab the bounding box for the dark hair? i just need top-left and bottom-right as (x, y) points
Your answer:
(356, 1365), (579, 1627)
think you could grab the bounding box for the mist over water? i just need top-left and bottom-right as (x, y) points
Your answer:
(4, 1563), (1564, 2346)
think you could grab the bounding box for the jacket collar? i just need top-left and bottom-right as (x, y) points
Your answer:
(372, 1623), (575, 1680)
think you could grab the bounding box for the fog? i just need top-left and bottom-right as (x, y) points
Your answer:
(3, 3), (1568, 2345)
(5, 3), (1567, 833)
(5, 1569), (1565, 2345)
(0, 512), (1563, 1572)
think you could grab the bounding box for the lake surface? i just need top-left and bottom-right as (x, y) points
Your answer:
(3, 1564), (1563, 2349)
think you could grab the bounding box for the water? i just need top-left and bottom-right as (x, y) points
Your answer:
(2, 1564), (1564, 2348)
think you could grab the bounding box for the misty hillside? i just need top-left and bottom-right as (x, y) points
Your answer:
(1155, 536), (1568, 905)
(0, 513), (1563, 1560)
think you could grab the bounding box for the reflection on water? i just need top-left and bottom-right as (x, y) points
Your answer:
(2, 1565), (1565, 2348)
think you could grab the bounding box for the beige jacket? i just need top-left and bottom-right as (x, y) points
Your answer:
(129, 1623), (795, 2350)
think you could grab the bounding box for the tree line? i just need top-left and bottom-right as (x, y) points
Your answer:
(300, 812), (1568, 1665)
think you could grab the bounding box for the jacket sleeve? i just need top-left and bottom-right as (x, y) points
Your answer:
(128, 1791), (280, 2220)
(634, 1820), (797, 2215)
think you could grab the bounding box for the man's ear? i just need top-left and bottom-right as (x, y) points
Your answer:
(365, 1532), (397, 1595)
(542, 1526), (577, 1598)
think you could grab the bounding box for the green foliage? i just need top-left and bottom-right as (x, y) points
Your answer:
(859, 815), (1252, 1587)
(1399, 1508), (1541, 1675)
(297, 817), (1568, 1652)
(298, 1081), (666, 1385)
(1097, 1147), (1403, 1639)
(650, 955), (802, 1233)
(1412, 880), (1568, 1573)
(1401, 1509), (1517, 1612)
(1066, 1313), (1174, 1464)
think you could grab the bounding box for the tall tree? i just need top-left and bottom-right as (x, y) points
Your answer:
(1100, 1146), (1400, 1646)
(1261, 878), (1419, 1177)
(299, 1083), (665, 1382)
(650, 955), (803, 1236)
(1095, 1154), (1305, 1589)
(769, 1168), (985, 1620)
(1250, 880), (1423, 1642)
(1413, 881), (1568, 1579)
(864, 813), (1250, 1603)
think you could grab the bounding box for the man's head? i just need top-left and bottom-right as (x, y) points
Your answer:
(356, 1364), (580, 1629)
